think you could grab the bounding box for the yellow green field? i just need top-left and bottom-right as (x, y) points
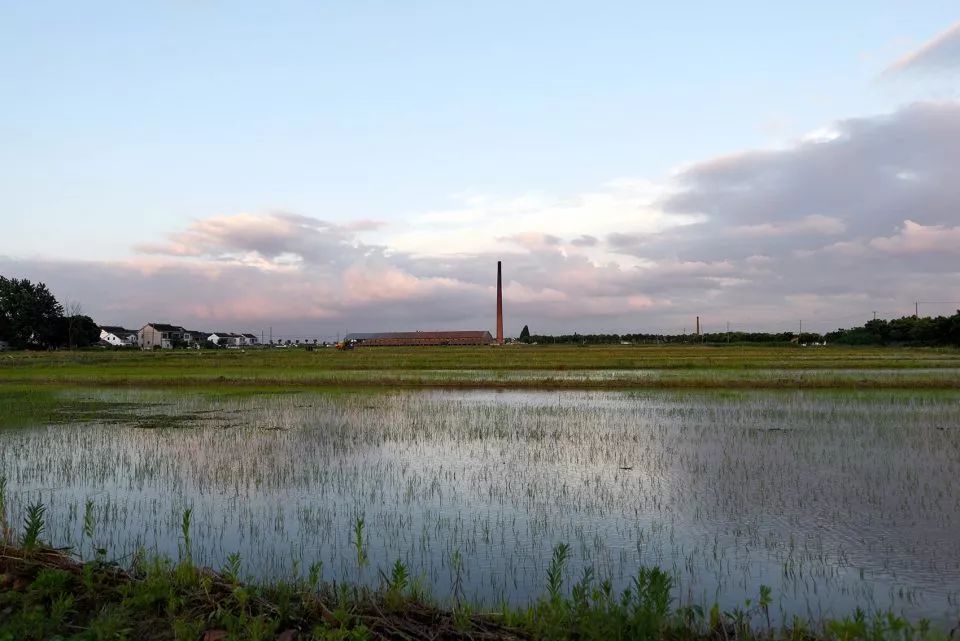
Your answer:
(1, 345), (958, 389)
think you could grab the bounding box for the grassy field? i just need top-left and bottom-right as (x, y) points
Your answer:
(1, 345), (959, 389)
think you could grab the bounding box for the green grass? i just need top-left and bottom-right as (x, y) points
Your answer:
(1, 345), (959, 390)
(2, 540), (952, 641)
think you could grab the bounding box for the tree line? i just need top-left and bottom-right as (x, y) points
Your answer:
(0, 277), (99, 349)
(4, 275), (958, 350)
(519, 312), (960, 347)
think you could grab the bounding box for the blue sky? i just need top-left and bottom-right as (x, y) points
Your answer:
(1, 2), (959, 334)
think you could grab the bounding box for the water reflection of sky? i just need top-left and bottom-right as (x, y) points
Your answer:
(1, 388), (958, 625)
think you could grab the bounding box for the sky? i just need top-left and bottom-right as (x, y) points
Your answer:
(2, 2), (959, 338)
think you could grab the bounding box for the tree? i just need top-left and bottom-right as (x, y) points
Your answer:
(55, 314), (100, 348)
(0, 277), (64, 349)
(519, 325), (530, 341)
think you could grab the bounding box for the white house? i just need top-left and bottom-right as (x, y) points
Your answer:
(241, 333), (259, 346)
(138, 323), (188, 349)
(100, 326), (138, 347)
(182, 330), (211, 348)
(208, 332), (244, 347)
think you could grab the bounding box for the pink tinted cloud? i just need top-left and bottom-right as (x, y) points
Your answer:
(340, 266), (466, 305)
(500, 232), (563, 251)
(884, 21), (960, 75)
(869, 220), (960, 253)
(134, 212), (364, 266)
(732, 215), (846, 238)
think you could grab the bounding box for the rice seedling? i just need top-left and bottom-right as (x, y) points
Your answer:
(353, 516), (368, 567)
(0, 474), (9, 543)
(180, 507), (193, 562)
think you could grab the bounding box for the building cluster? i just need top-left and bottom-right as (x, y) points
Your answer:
(99, 323), (260, 349)
(98, 262), (508, 351)
(343, 331), (494, 347)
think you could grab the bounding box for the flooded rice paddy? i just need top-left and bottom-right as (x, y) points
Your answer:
(1, 388), (959, 624)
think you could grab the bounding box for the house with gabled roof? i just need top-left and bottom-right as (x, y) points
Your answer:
(182, 330), (211, 347)
(138, 323), (188, 349)
(208, 332), (243, 347)
(99, 326), (139, 347)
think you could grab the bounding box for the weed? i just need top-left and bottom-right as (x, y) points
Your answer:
(20, 502), (45, 550)
(352, 516), (367, 567)
(179, 507), (192, 562)
(546, 543), (571, 602)
(308, 560), (323, 590)
(222, 552), (242, 584)
(0, 474), (8, 543)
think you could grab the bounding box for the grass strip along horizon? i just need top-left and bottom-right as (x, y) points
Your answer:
(1, 345), (959, 390)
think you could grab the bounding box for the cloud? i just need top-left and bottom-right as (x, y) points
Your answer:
(570, 235), (598, 247)
(392, 181), (701, 257)
(136, 212), (383, 269)
(663, 102), (960, 242)
(731, 215), (846, 238)
(884, 21), (960, 75)
(869, 219), (960, 253)
(500, 232), (563, 251)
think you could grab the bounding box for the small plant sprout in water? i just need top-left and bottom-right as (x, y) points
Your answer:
(352, 515), (367, 567)
(81, 498), (106, 560)
(222, 552), (242, 584)
(308, 560), (323, 590)
(547, 543), (572, 602)
(0, 475), (9, 544)
(21, 501), (46, 551)
(450, 549), (465, 609)
(383, 558), (410, 608)
(179, 507), (193, 562)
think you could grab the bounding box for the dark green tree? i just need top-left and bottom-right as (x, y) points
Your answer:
(0, 277), (64, 349)
(519, 325), (530, 341)
(55, 314), (100, 348)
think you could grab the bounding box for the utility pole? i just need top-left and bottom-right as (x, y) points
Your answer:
(269, 326), (272, 346)
(872, 311), (877, 321)
(799, 319), (802, 342)
(915, 301), (919, 318)
(726, 321), (730, 344)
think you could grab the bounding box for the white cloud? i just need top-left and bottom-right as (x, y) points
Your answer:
(391, 181), (702, 257)
(732, 215), (846, 238)
(870, 220), (960, 253)
(884, 21), (960, 75)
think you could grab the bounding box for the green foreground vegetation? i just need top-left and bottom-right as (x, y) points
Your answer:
(1, 508), (953, 641)
(1, 345), (959, 390)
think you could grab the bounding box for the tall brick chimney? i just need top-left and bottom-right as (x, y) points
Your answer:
(496, 261), (504, 345)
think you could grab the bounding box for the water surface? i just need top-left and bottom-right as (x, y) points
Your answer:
(2, 388), (958, 624)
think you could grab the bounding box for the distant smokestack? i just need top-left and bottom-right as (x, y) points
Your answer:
(496, 261), (504, 345)
(696, 316), (700, 336)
